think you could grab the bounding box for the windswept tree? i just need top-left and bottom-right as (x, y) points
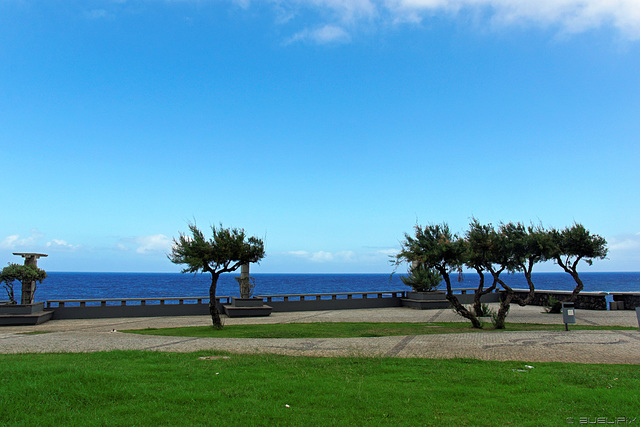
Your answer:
(396, 223), (482, 328)
(484, 222), (552, 328)
(168, 223), (265, 328)
(549, 224), (608, 301)
(0, 263), (47, 305)
(464, 219), (504, 318)
(498, 223), (550, 302)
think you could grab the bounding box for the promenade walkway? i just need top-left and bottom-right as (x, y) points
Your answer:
(1, 305), (639, 364)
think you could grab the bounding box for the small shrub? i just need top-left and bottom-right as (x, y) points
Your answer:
(480, 303), (494, 317)
(545, 295), (562, 314)
(401, 264), (442, 292)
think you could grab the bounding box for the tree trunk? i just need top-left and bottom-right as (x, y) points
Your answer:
(490, 270), (511, 329)
(209, 273), (223, 329)
(568, 271), (584, 302)
(494, 292), (512, 329)
(442, 270), (482, 329)
(472, 270), (485, 317)
(472, 269), (497, 317)
(518, 269), (536, 306)
(556, 257), (584, 302)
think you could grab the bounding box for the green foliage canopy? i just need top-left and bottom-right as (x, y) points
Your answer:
(396, 223), (466, 276)
(169, 223), (265, 276)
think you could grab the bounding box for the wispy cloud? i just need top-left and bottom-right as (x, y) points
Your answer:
(77, 0), (640, 42)
(271, 0), (640, 40)
(46, 239), (80, 251)
(286, 247), (399, 264)
(84, 9), (111, 19)
(287, 24), (352, 44)
(608, 233), (640, 252)
(132, 234), (172, 254)
(0, 229), (44, 250)
(287, 250), (355, 262)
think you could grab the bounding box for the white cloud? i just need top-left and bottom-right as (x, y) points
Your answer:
(412, 0), (640, 38)
(46, 239), (79, 251)
(0, 235), (19, 249)
(287, 249), (392, 263)
(84, 9), (112, 19)
(0, 229), (44, 250)
(287, 24), (352, 44)
(376, 248), (399, 256)
(601, 233), (640, 270)
(286, 249), (355, 262)
(82, 0), (640, 41)
(608, 233), (640, 252)
(278, 0), (640, 40)
(133, 234), (172, 254)
(287, 250), (310, 257)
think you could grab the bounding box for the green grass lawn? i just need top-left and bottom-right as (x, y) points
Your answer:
(121, 322), (637, 339)
(1, 351), (638, 426)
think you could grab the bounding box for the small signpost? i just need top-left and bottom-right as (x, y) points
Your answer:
(562, 302), (576, 331)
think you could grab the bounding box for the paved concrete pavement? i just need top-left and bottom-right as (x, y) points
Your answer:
(1, 305), (639, 364)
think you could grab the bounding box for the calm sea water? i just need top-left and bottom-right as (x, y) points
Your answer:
(29, 272), (640, 301)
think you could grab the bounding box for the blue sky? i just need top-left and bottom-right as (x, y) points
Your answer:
(1, 0), (639, 273)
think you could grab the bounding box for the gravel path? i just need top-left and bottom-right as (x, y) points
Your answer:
(1, 305), (639, 364)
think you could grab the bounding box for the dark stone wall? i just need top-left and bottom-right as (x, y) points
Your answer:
(612, 293), (640, 310)
(501, 290), (608, 310)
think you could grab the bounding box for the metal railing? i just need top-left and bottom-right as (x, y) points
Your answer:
(45, 291), (410, 308)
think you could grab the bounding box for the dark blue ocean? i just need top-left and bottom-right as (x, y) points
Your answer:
(30, 272), (640, 302)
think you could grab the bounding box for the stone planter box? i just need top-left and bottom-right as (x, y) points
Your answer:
(224, 297), (272, 317)
(230, 297), (265, 308)
(402, 292), (450, 310)
(406, 292), (447, 301)
(0, 302), (45, 315)
(0, 302), (53, 326)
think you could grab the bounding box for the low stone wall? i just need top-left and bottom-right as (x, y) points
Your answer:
(48, 297), (216, 320)
(502, 289), (608, 310)
(46, 292), (408, 319)
(263, 292), (405, 312)
(41, 288), (635, 320)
